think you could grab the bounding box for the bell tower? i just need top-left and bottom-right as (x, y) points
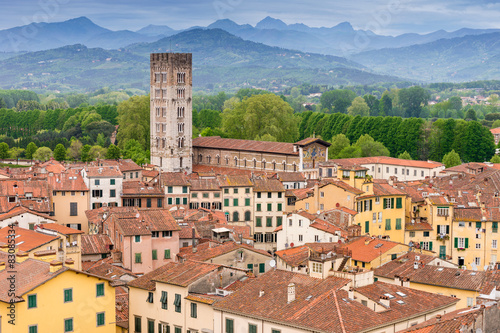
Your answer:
(150, 53), (193, 173)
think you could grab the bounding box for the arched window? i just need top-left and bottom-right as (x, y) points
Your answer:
(233, 211), (239, 222)
(253, 159), (257, 168)
(225, 157), (229, 165)
(207, 155), (211, 164)
(283, 161), (287, 171)
(198, 154), (203, 163)
(244, 211), (251, 221)
(162, 138), (166, 148)
(234, 157), (238, 166)
(156, 137), (160, 147)
(262, 160), (266, 170)
(180, 157), (183, 168)
(216, 155), (220, 164)
(272, 161), (276, 170)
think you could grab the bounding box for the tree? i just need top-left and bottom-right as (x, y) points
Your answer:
(448, 96), (462, 111)
(348, 97), (370, 117)
(122, 139), (149, 165)
(398, 86), (430, 118)
(116, 95), (150, 150)
(398, 151), (412, 160)
(254, 134), (277, 142)
(67, 140), (83, 161)
(442, 149), (461, 168)
(25, 142), (38, 160)
(105, 144), (121, 159)
(198, 109), (222, 130)
(461, 121), (495, 162)
(491, 155), (500, 163)
(320, 89), (356, 113)
(9, 147), (24, 160)
(464, 109), (477, 121)
(96, 133), (106, 147)
(492, 120), (500, 129)
(354, 134), (390, 157)
(222, 94), (299, 142)
(338, 146), (362, 158)
(0, 97), (6, 109)
(0, 142), (9, 159)
(80, 145), (92, 162)
(33, 147), (53, 161)
(328, 134), (350, 159)
(53, 144), (66, 161)
(89, 146), (107, 160)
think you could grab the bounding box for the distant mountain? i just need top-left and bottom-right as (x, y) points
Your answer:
(136, 24), (177, 37)
(0, 17), (156, 52)
(0, 29), (402, 93)
(350, 32), (500, 82)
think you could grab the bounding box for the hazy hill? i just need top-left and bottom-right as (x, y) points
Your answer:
(0, 29), (401, 93)
(350, 32), (500, 82)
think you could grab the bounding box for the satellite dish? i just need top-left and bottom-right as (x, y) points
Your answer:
(269, 260), (276, 268)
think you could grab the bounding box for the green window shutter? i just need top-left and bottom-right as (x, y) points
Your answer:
(175, 328), (181, 333)
(64, 289), (72, 302)
(277, 203), (282, 211)
(454, 237), (458, 248)
(493, 222), (498, 229)
(135, 317), (142, 332)
(247, 263), (253, 270)
(183, 198), (187, 205)
(465, 238), (469, 248)
(266, 217), (273, 227)
(97, 313), (105, 326)
(96, 283), (104, 296)
(259, 263), (265, 273)
(245, 198), (250, 206)
(168, 198), (172, 205)
(29, 326), (37, 333)
(226, 319), (234, 333)
(267, 203), (272, 211)
(224, 199), (229, 207)
(277, 217), (282, 226)
(391, 198), (394, 209)
(191, 302), (197, 318)
(135, 253), (142, 263)
(183, 186), (188, 193)
(249, 324), (257, 333)
(168, 186), (173, 193)
(429, 241), (433, 251)
(369, 200), (372, 211)
(175, 198), (180, 205)
(365, 221), (369, 233)
(256, 217), (262, 227)
(476, 222), (482, 229)
(420, 241), (423, 249)
(383, 198), (387, 209)
(28, 294), (37, 308)
(396, 198), (402, 209)
(152, 250), (157, 260)
(256, 204), (261, 211)
(385, 219), (391, 230)
(396, 218), (402, 230)
(164, 249), (171, 259)
(64, 319), (73, 332)
(233, 199), (238, 206)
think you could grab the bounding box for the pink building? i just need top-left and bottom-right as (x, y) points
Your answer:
(490, 127), (500, 145)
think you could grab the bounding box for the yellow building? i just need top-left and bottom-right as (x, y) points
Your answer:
(48, 171), (90, 233)
(375, 252), (483, 309)
(0, 257), (116, 333)
(354, 181), (408, 243)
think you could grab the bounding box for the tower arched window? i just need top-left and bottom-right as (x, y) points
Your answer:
(234, 157), (238, 166)
(198, 154), (203, 163)
(233, 211), (239, 222)
(283, 161), (287, 171)
(216, 155), (220, 164)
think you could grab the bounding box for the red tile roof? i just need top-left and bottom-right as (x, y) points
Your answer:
(38, 223), (83, 235)
(121, 181), (164, 196)
(178, 241), (271, 262)
(0, 226), (59, 252)
(85, 257), (137, 280)
(158, 172), (191, 186)
(81, 234), (113, 255)
(339, 236), (399, 263)
(404, 221), (433, 231)
(276, 172), (306, 182)
(47, 171), (88, 191)
(275, 245), (309, 267)
(84, 165), (122, 178)
(217, 174), (253, 187)
(0, 205), (56, 222)
(399, 306), (483, 332)
(252, 178), (284, 192)
(189, 178), (221, 191)
(193, 136), (298, 155)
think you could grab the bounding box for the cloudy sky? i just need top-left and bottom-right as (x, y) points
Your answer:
(2, 0), (500, 35)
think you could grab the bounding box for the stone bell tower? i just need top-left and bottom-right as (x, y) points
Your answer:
(150, 53), (193, 173)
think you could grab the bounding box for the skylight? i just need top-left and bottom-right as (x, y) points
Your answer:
(396, 300), (405, 305)
(384, 293), (395, 299)
(395, 292), (407, 297)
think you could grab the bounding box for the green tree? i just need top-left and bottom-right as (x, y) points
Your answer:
(363, 94), (380, 116)
(328, 134), (350, 159)
(198, 109), (222, 129)
(53, 144), (66, 161)
(464, 109), (477, 121)
(338, 145), (362, 158)
(448, 97), (463, 111)
(398, 86), (430, 118)
(461, 121), (495, 162)
(33, 147), (53, 161)
(254, 134), (277, 142)
(398, 151), (412, 160)
(347, 97), (370, 117)
(492, 120), (500, 129)
(442, 149), (461, 168)
(490, 155), (500, 163)
(105, 144), (121, 159)
(89, 146), (107, 160)
(8, 147), (24, 160)
(0, 142), (9, 159)
(0, 97), (6, 109)
(80, 144), (92, 162)
(354, 134), (390, 157)
(116, 95), (150, 150)
(67, 140), (83, 161)
(379, 93), (393, 116)
(25, 142), (38, 160)
(320, 89), (356, 113)
(96, 133), (106, 147)
(222, 94), (298, 142)
(123, 139), (149, 165)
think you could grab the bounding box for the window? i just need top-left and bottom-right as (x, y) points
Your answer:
(257, 192), (261, 198)
(164, 249), (171, 259)
(493, 222), (498, 233)
(245, 211), (251, 221)
(267, 192), (272, 199)
(458, 221), (465, 227)
(493, 240), (498, 249)
(70, 202), (77, 216)
(95, 179), (100, 186)
(249, 324), (257, 333)
(96, 283), (105, 297)
(161, 291), (168, 309)
(277, 216), (282, 226)
(476, 243), (481, 249)
(146, 292), (154, 303)
(299, 234), (303, 242)
(167, 186), (173, 194)
(174, 294), (181, 312)
(191, 302), (197, 318)
(135, 235), (141, 243)
(266, 217), (273, 227)
(305, 202), (309, 210)
(277, 203), (282, 211)
(28, 294), (37, 308)
(467, 297), (474, 307)
(256, 217), (262, 227)
(233, 211), (239, 222)
(233, 199), (239, 206)
(256, 203), (261, 211)
(64, 288), (73, 303)
(437, 207), (449, 216)
(226, 319), (234, 333)
(135, 317), (142, 333)
(396, 197), (402, 209)
(175, 328), (181, 333)
(272, 330), (281, 333)
(267, 203), (272, 211)
(163, 231), (172, 237)
(92, 190), (103, 198)
(420, 241), (432, 251)
(312, 262), (322, 273)
(383, 198), (393, 209)
(315, 235), (319, 242)
(385, 219), (391, 230)
(409, 231), (415, 237)
(455, 237), (468, 249)
(423, 231), (430, 237)
(475, 257), (481, 266)
(135, 253), (142, 263)
(152, 249), (158, 260)
(64, 318), (73, 332)
(245, 188), (250, 194)
(110, 189), (116, 198)
(148, 319), (154, 333)
(378, 212), (382, 222)
(182, 186), (188, 194)
(29, 325), (38, 333)
(110, 178), (115, 185)
(259, 263), (265, 273)
(97, 312), (105, 327)
(245, 198), (250, 206)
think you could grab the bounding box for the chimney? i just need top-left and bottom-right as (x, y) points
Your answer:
(394, 275), (400, 285)
(259, 290), (265, 297)
(287, 283), (296, 303)
(65, 259), (75, 269)
(49, 260), (64, 273)
(402, 277), (410, 288)
(436, 314), (442, 322)
(16, 252), (29, 263)
(379, 295), (390, 308)
(348, 287), (354, 300)
(192, 227), (197, 253)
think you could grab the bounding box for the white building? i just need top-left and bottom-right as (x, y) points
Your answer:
(81, 166), (123, 209)
(0, 206), (57, 230)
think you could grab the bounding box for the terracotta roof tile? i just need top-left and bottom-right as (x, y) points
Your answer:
(84, 165), (122, 178)
(0, 205), (56, 222)
(158, 172), (191, 186)
(276, 172), (305, 182)
(47, 171), (88, 191)
(252, 178), (284, 192)
(217, 175), (253, 187)
(339, 236), (399, 263)
(193, 136), (298, 155)
(122, 181), (164, 196)
(81, 234), (113, 255)
(192, 164), (268, 177)
(189, 179), (221, 191)
(85, 257), (137, 280)
(178, 241), (271, 262)
(404, 221), (433, 231)
(0, 226), (59, 252)
(399, 306), (483, 332)
(39, 223), (83, 235)
(275, 245), (310, 267)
